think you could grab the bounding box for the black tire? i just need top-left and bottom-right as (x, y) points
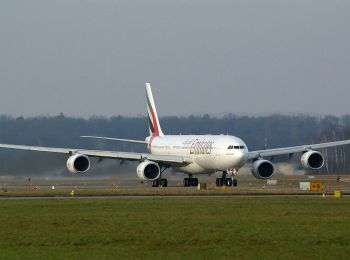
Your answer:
(152, 179), (160, 187)
(161, 178), (168, 187)
(183, 178), (189, 187)
(232, 179), (238, 187)
(221, 178), (225, 187)
(216, 178), (224, 187)
(225, 179), (233, 187)
(191, 178), (199, 187)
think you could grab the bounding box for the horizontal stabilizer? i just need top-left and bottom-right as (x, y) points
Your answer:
(80, 136), (147, 144)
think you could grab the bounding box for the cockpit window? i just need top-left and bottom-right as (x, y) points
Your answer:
(228, 145), (245, 150)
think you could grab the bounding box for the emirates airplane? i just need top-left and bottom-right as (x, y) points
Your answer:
(0, 83), (350, 187)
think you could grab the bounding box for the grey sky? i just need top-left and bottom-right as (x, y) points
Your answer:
(0, 0), (349, 117)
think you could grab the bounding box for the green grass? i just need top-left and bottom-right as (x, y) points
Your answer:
(0, 197), (349, 259)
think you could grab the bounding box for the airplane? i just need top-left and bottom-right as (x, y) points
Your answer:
(0, 83), (350, 187)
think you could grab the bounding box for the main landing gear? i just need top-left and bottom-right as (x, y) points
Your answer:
(216, 171), (237, 187)
(151, 165), (168, 187)
(183, 174), (199, 187)
(152, 178), (168, 187)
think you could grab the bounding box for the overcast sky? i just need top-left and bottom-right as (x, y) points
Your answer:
(0, 0), (349, 118)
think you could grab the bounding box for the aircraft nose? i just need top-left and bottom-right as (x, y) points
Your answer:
(236, 150), (248, 163)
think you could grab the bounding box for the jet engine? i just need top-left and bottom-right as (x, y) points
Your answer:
(301, 151), (324, 170)
(251, 159), (274, 179)
(67, 154), (90, 174)
(137, 161), (161, 181)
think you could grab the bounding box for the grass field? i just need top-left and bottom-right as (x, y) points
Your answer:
(0, 197), (349, 259)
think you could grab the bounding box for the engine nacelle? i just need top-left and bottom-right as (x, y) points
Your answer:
(301, 151), (324, 170)
(137, 161), (161, 181)
(251, 159), (274, 179)
(67, 154), (90, 174)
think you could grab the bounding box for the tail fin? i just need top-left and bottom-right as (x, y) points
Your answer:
(145, 83), (164, 137)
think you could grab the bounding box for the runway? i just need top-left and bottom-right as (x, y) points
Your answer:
(0, 176), (349, 199)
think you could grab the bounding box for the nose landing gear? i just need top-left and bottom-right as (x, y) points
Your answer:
(216, 170), (238, 187)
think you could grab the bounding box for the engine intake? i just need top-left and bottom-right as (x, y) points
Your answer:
(137, 161), (160, 181)
(67, 154), (90, 174)
(251, 159), (274, 179)
(301, 151), (324, 170)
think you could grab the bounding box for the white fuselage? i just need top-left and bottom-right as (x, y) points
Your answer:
(147, 135), (249, 174)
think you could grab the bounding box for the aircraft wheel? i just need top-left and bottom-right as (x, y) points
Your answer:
(161, 178), (168, 187)
(152, 179), (160, 187)
(191, 178), (199, 187)
(232, 179), (238, 187)
(225, 179), (233, 187)
(216, 178), (224, 187)
(183, 178), (189, 187)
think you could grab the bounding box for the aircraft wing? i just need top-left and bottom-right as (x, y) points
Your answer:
(80, 135), (148, 144)
(0, 144), (192, 166)
(247, 139), (350, 160)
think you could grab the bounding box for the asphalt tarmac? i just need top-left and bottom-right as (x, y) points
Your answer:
(0, 176), (348, 199)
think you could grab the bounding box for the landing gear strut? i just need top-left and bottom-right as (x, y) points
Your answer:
(216, 171), (237, 187)
(183, 174), (199, 187)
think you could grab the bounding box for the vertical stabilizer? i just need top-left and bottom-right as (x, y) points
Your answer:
(145, 83), (164, 137)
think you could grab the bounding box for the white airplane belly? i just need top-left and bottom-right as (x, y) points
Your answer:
(175, 163), (211, 175)
(195, 154), (241, 170)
